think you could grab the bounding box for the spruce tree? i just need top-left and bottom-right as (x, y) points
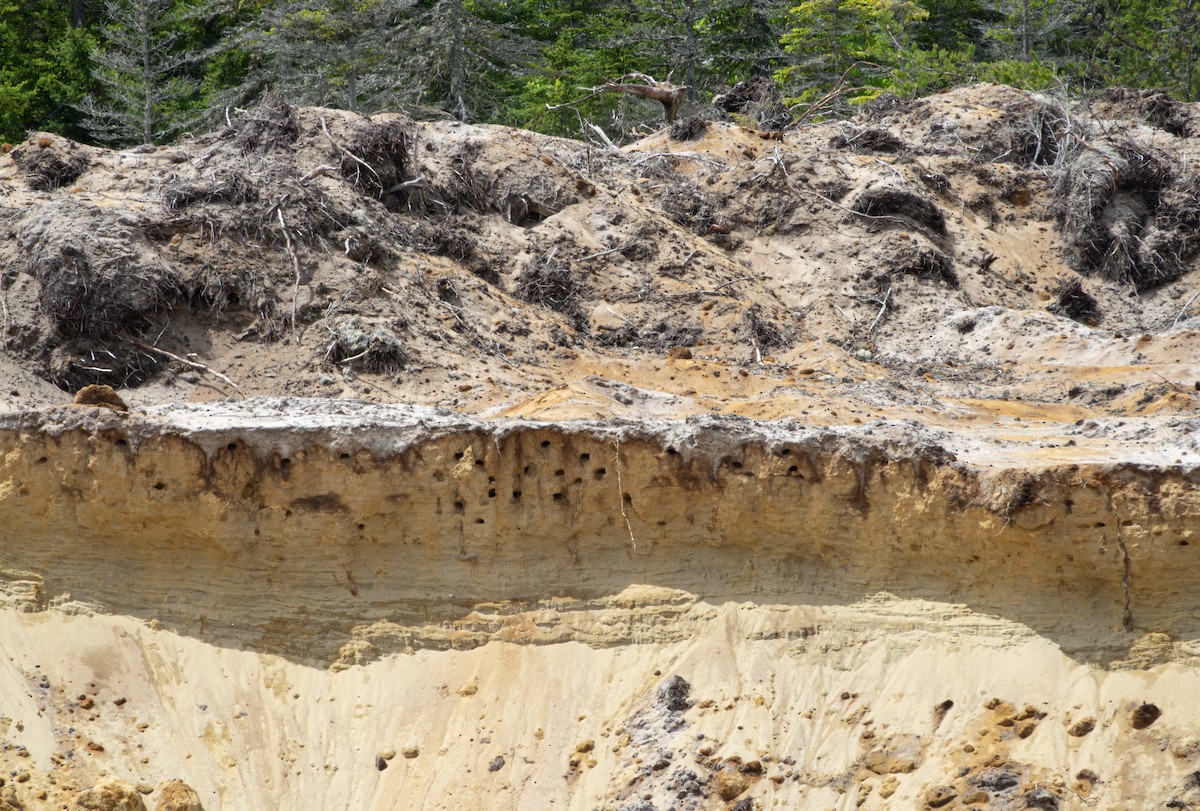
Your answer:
(81, 0), (221, 145)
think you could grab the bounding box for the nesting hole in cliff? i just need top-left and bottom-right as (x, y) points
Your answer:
(731, 461), (743, 469)
(35, 456), (47, 464)
(454, 500), (464, 513)
(523, 465), (534, 476)
(667, 447), (678, 455)
(280, 458), (292, 473)
(512, 490), (522, 500)
(580, 453), (590, 462)
(340, 453), (350, 460)
(115, 438), (128, 447)
(553, 493), (564, 501)
(779, 448), (792, 456)
(488, 488), (497, 498)
(554, 469), (564, 476)
(540, 440), (551, 448)
(227, 443), (237, 451)
(788, 465), (801, 476)
(1181, 541), (1190, 546)
(1131, 703), (1161, 729)
(475, 518), (485, 524)
(454, 451), (464, 459)
(153, 482), (165, 491)
(475, 459), (485, 467)
(594, 468), (607, 479)
(357, 523), (365, 531)
(623, 493), (633, 505)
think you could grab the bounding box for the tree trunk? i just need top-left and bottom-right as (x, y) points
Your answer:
(141, 5), (153, 144)
(447, 0), (468, 120)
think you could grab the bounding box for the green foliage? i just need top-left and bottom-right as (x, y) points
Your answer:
(777, 0), (929, 108)
(82, 0), (227, 146)
(6, 0), (1200, 145)
(0, 0), (96, 143)
(977, 56), (1059, 89)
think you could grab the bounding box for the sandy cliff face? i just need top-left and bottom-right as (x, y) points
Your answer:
(1, 402), (1199, 809)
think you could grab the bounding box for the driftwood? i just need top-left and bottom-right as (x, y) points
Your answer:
(549, 72), (688, 123)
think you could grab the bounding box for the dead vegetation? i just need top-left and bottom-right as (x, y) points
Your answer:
(323, 316), (408, 373)
(3, 82), (1200, 404)
(1048, 278), (1102, 325)
(230, 92), (300, 154)
(163, 172), (258, 211)
(11, 139), (90, 191)
(515, 250), (586, 327)
(851, 185), (946, 236)
(1053, 141), (1192, 291)
(336, 119), (409, 199)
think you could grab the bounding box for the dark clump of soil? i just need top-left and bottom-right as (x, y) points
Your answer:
(656, 675), (692, 713)
(713, 77), (789, 130)
(830, 128), (906, 153)
(163, 171), (258, 212)
(1054, 141), (1193, 291)
(1048, 278), (1101, 325)
(670, 115), (710, 142)
(71, 384), (128, 411)
(516, 255), (585, 327)
(852, 186), (946, 236)
(339, 119), (409, 200)
(323, 316), (408, 373)
(11, 138), (90, 191)
(231, 92), (300, 153)
(1131, 703), (1161, 730)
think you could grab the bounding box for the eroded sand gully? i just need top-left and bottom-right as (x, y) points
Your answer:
(1, 402), (1199, 809)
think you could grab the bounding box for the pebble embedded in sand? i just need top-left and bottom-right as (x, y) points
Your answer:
(154, 779), (202, 811)
(67, 778), (147, 811)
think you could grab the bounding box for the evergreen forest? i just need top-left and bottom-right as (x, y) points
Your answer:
(2, 0), (1199, 147)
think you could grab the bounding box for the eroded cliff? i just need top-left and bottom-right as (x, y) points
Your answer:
(0, 402), (1199, 809)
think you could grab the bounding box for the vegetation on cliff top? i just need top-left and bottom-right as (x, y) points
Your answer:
(5, 0), (1200, 147)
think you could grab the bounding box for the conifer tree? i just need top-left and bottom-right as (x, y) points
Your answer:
(81, 0), (221, 145)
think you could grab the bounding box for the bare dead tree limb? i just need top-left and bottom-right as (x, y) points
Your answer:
(276, 207), (302, 342)
(787, 62), (879, 130)
(548, 72), (689, 123)
(128, 340), (239, 391)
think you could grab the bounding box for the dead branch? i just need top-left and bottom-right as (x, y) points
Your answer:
(587, 123), (619, 151)
(299, 165), (338, 184)
(128, 340), (239, 390)
(548, 72), (689, 123)
(1172, 288), (1200, 328)
(382, 176), (430, 195)
(869, 286), (892, 332)
(787, 62), (878, 130)
(319, 116), (378, 182)
(276, 207), (302, 342)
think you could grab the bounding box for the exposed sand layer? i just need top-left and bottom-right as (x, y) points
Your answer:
(0, 402), (1198, 809)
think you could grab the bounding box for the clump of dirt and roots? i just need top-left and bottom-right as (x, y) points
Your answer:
(1, 83), (1199, 421)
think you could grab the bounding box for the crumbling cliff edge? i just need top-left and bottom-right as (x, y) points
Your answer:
(1, 400), (1197, 809)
